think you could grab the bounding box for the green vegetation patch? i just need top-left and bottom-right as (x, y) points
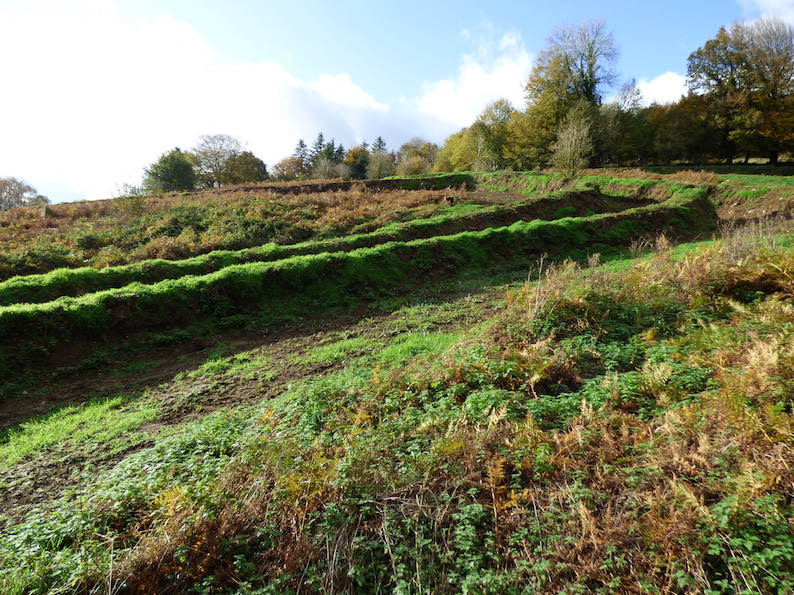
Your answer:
(0, 186), (715, 383)
(0, 179), (662, 307)
(0, 394), (160, 468)
(2, 232), (793, 593)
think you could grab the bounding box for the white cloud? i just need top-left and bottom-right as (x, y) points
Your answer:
(417, 28), (532, 129)
(740, 0), (794, 23)
(0, 6), (535, 202)
(0, 3), (403, 201)
(637, 72), (688, 105)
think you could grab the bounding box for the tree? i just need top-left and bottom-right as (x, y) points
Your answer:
(519, 19), (620, 167)
(469, 99), (515, 170)
(743, 17), (794, 162)
(0, 177), (49, 210)
(294, 139), (309, 162)
(228, 151), (269, 184)
(192, 134), (245, 187)
(191, 134), (268, 186)
(595, 80), (644, 165)
(395, 137), (439, 175)
(647, 95), (714, 165)
(309, 133), (326, 162)
(312, 156), (350, 179)
(550, 103), (593, 178)
(343, 145), (370, 180)
(688, 17), (794, 163)
(288, 140), (311, 179)
(366, 148), (395, 179)
(525, 19), (619, 111)
(143, 148), (196, 193)
(687, 23), (748, 163)
(272, 156), (310, 180)
(309, 135), (346, 177)
(435, 128), (477, 172)
(503, 110), (540, 170)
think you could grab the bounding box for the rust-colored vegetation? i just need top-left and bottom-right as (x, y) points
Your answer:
(0, 183), (449, 278)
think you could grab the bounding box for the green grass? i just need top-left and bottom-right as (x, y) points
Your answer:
(1, 170), (792, 594)
(376, 331), (463, 367)
(0, 186), (713, 385)
(0, 395), (161, 468)
(0, 184), (625, 307)
(2, 232), (794, 593)
(720, 173), (794, 187)
(301, 336), (373, 365)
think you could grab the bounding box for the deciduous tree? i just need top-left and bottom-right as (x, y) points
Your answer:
(272, 156), (310, 180)
(550, 103), (593, 178)
(229, 151), (269, 184)
(192, 134), (245, 187)
(435, 128), (477, 172)
(366, 147), (395, 179)
(343, 145), (370, 180)
(191, 134), (268, 186)
(396, 137), (438, 175)
(143, 148), (196, 193)
(688, 17), (794, 163)
(0, 177), (49, 210)
(595, 80), (644, 165)
(470, 99), (515, 170)
(520, 20), (620, 167)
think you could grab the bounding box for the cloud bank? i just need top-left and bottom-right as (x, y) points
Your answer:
(418, 29), (533, 127)
(0, 4), (534, 201)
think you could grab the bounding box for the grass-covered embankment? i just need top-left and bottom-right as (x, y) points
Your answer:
(0, 186), (648, 307)
(0, 187), (714, 381)
(1, 224), (791, 594)
(0, 180), (464, 279)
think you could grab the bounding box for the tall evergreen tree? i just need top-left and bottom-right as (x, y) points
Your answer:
(310, 133), (326, 161)
(294, 139), (309, 162)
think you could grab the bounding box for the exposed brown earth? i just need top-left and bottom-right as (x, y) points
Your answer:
(716, 189), (794, 223)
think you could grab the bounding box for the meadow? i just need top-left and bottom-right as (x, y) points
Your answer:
(0, 168), (792, 594)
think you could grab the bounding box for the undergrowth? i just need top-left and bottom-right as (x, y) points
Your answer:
(0, 185), (713, 382)
(1, 225), (792, 594)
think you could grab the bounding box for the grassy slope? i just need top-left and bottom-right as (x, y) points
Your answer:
(0, 179), (712, 384)
(0, 186), (643, 306)
(0, 170), (792, 594)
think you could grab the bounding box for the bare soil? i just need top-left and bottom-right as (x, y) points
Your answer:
(716, 189), (794, 223)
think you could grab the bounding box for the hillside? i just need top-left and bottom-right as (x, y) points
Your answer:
(0, 168), (793, 594)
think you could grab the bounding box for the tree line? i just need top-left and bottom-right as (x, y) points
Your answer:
(2, 16), (790, 210)
(273, 16), (792, 180)
(437, 16), (794, 175)
(136, 132), (443, 193)
(269, 134), (441, 181)
(138, 134), (268, 194)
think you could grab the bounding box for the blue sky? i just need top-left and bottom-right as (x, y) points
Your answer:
(1, 0), (791, 201)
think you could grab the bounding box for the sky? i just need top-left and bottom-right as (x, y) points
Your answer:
(0, 0), (792, 202)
